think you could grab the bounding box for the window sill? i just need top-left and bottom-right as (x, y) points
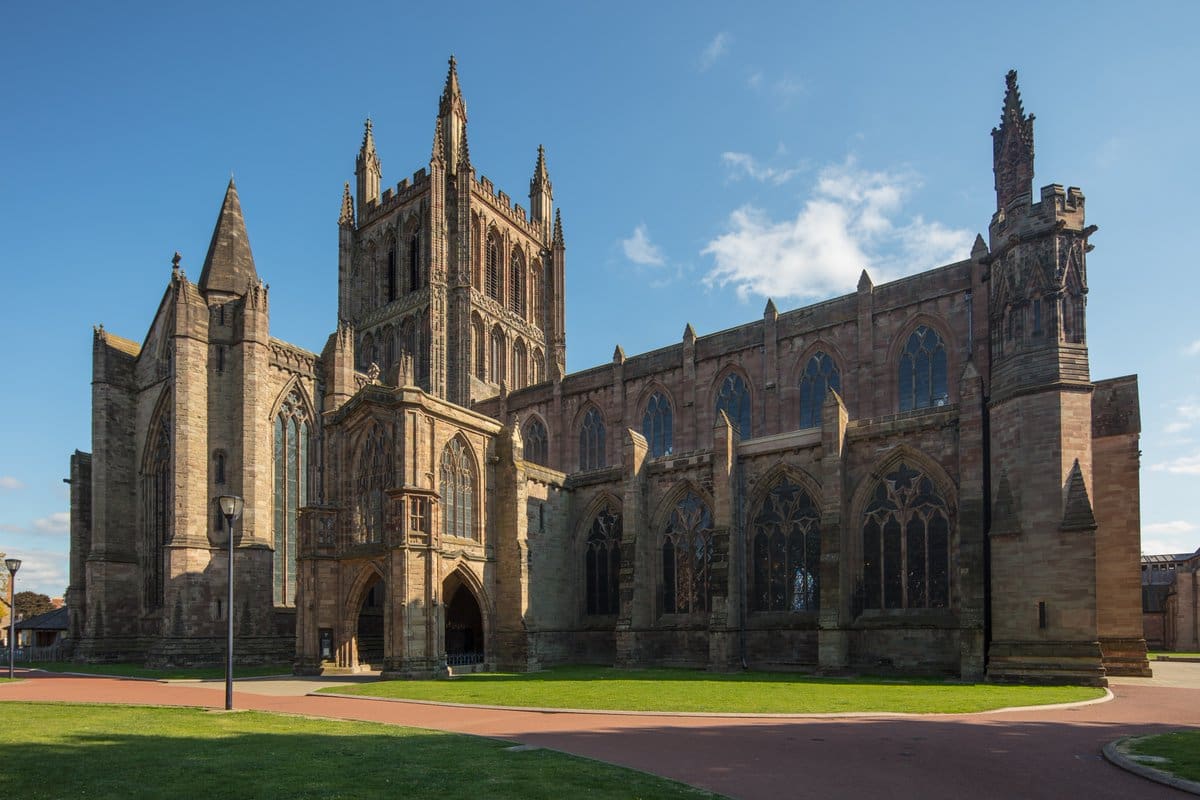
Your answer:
(852, 608), (957, 629)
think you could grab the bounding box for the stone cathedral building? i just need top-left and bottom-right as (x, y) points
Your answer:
(67, 62), (1149, 684)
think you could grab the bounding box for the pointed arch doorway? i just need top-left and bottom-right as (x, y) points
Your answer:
(443, 571), (484, 667)
(355, 573), (385, 670)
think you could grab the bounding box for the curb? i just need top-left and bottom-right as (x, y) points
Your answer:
(307, 687), (1113, 720)
(1102, 734), (1200, 796)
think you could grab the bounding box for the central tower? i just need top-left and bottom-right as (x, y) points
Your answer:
(337, 58), (567, 406)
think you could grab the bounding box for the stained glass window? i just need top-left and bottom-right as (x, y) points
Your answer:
(585, 506), (622, 615)
(440, 438), (476, 540)
(274, 391), (311, 606)
(144, 416), (169, 610)
(510, 250), (524, 316)
(486, 234), (500, 300)
(715, 372), (752, 438)
(799, 352), (841, 429)
(523, 417), (549, 466)
(861, 461), (951, 610)
(642, 392), (673, 458)
(750, 477), (820, 612)
(661, 491), (714, 614)
(898, 325), (948, 412)
(579, 407), (606, 471)
(356, 423), (390, 546)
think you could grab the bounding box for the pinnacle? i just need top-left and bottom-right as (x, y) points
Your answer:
(361, 117), (376, 154)
(440, 53), (465, 116)
(431, 117), (445, 164)
(338, 182), (355, 227)
(971, 233), (988, 258)
(198, 179), (258, 296)
(552, 208), (565, 247)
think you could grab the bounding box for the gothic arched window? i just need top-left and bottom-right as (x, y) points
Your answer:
(642, 391), (673, 458)
(579, 407), (606, 471)
(715, 372), (752, 438)
(529, 260), (542, 325)
(523, 417), (549, 466)
(532, 348), (543, 385)
(440, 438), (476, 540)
(356, 423), (391, 545)
(861, 461), (951, 610)
(509, 249), (525, 316)
(274, 391), (311, 606)
(585, 505), (622, 615)
(486, 233), (501, 300)
(898, 325), (948, 412)
(799, 352), (841, 429)
(386, 244), (397, 302)
(143, 416), (169, 610)
(513, 339), (528, 389)
(472, 316), (485, 379)
(409, 233), (420, 292)
(750, 477), (820, 612)
(662, 491), (714, 614)
(490, 325), (506, 384)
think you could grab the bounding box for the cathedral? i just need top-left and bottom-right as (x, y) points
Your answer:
(66, 61), (1150, 684)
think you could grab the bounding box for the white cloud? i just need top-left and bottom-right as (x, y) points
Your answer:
(0, 524), (22, 533)
(721, 152), (805, 185)
(1150, 454), (1200, 475)
(702, 158), (972, 301)
(1185, 340), (1200, 356)
(1142, 521), (1199, 556)
(621, 224), (666, 267)
(0, 476), (24, 490)
(1144, 520), (1197, 536)
(1161, 402), (1200, 434)
(32, 512), (69, 534)
(745, 71), (805, 106)
(700, 32), (730, 70)
(5, 548), (68, 598)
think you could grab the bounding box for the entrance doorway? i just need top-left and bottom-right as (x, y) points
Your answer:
(355, 576), (385, 669)
(444, 582), (484, 667)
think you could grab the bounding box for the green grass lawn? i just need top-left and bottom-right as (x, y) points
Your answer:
(0, 702), (718, 800)
(26, 661), (292, 680)
(322, 665), (1105, 714)
(1127, 730), (1200, 783)
(1150, 651), (1200, 659)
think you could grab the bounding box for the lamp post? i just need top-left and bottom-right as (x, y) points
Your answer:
(217, 496), (243, 710)
(6, 558), (20, 679)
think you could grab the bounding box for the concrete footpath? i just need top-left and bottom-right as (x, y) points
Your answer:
(3, 664), (1199, 800)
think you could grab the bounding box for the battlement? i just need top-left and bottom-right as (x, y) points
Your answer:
(358, 168), (430, 229)
(991, 182), (1086, 236)
(472, 175), (541, 237)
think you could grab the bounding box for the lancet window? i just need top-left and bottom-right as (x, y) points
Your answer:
(715, 372), (752, 438)
(143, 416), (170, 610)
(356, 423), (391, 545)
(510, 250), (525, 316)
(273, 390), (311, 606)
(523, 417), (549, 466)
(642, 391), (673, 458)
(579, 407), (606, 471)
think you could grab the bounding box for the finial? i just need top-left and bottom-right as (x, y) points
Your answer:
(431, 117), (445, 164)
(552, 208), (565, 246)
(171, 251), (182, 271)
(683, 322), (697, 343)
(613, 344), (626, 364)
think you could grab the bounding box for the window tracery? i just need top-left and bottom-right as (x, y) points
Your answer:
(642, 391), (673, 458)
(356, 423), (391, 545)
(143, 415), (169, 610)
(585, 505), (622, 616)
(523, 417), (548, 466)
(860, 461), (951, 610)
(898, 325), (948, 412)
(715, 372), (752, 437)
(440, 438), (476, 540)
(750, 476), (820, 612)
(661, 491), (714, 615)
(509, 249), (524, 316)
(579, 407), (606, 471)
(798, 352), (840, 429)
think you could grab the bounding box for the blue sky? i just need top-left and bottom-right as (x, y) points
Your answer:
(2, 2), (1198, 596)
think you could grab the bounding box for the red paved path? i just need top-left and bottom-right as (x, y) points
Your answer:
(3, 670), (1197, 799)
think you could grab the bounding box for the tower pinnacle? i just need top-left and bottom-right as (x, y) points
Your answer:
(339, 182), (355, 227)
(356, 117), (382, 209)
(437, 55), (468, 170)
(530, 144), (553, 235)
(198, 179), (258, 296)
(991, 69), (1035, 211)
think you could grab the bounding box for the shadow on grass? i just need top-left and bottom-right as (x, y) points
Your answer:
(0, 703), (716, 800)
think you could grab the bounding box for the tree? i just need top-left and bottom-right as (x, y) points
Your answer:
(14, 592), (53, 620)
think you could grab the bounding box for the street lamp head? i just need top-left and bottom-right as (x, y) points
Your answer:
(4, 559), (19, 576)
(217, 495), (244, 521)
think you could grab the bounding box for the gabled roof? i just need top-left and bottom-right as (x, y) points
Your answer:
(14, 606), (68, 632)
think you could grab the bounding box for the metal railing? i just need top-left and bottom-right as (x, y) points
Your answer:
(446, 651), (484, 667)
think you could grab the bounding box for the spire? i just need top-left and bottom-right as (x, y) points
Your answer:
(198, 179), (258, 296)
(552, 208), (565, 247)
(531, 145), (551, 189)
(437, 55), (468, 171)
(338, 182), (355, 227)
(530, 144), (553, 234)
(991, 69), (1035, 211)
(361, 117), (376, 155)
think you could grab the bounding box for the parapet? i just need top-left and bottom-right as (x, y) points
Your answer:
(1092, 375), (1140, 438)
